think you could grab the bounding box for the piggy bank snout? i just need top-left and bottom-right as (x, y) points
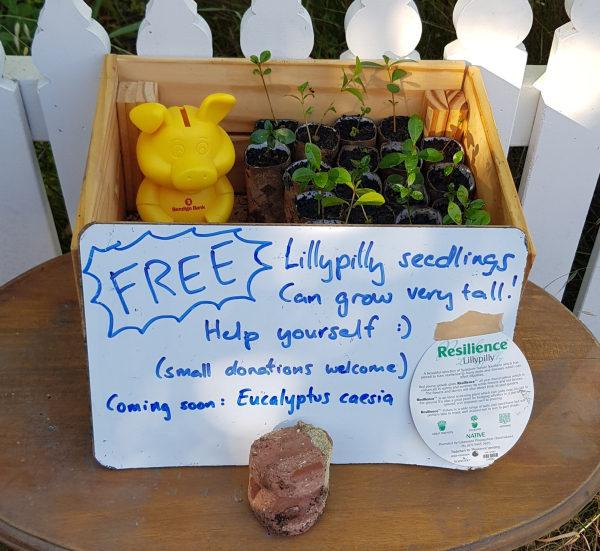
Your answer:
(171, 157), (218, 192)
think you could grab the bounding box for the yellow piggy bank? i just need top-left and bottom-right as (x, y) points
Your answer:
(130, 94), (236, 223)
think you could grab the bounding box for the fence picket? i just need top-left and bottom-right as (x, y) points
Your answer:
(137, 0), (213, 57)
(32, 0), (110, 228)
(519, 0), (600, 301)
(444, 0), (533, 153)
(240, 0), (313, 59)
(0, 42), (61, 287)
(342, 0), (422, 61)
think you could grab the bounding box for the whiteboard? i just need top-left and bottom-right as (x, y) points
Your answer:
(79, 223), (528, 470)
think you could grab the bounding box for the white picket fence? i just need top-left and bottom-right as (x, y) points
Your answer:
(1, 0), (600, 338)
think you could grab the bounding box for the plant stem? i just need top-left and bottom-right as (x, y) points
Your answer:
(315, 89), (342, 137)
(259, 65), (277, 125)
(361, 204), (369, 223)
(345, 182), (358, 224)
(400, 78), (410, 120)
(387, 65), (397, 134)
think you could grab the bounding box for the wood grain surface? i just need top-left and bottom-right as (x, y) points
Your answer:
(0, 254), (599, 551)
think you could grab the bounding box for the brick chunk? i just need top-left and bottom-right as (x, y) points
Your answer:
(248, 422), (333, 536)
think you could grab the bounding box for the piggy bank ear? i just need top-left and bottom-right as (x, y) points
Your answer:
(197, 93), (236, 125)
(130, 103), (172, 134)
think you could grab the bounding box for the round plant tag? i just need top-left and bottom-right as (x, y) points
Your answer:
(409, 332), (534, 468)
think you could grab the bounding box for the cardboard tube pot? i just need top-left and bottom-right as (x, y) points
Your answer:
(422, 137), (465, 172)
(396, 207), (443, 225)
(295, 190), (343, 224)
(245, 142), (291, 223)
(426, 163), (476, 204)
(294, 123), (340, 166)
(337, 145), (379, 174)
(377, 116), (412, 148)
(283, 159), (332, 223)
(254, 119), (299, 133)
(379, 141), (423, 183)
(334, 115), (377, 147)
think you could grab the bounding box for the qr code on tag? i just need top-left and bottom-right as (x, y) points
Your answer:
(499, 413), (511, 424)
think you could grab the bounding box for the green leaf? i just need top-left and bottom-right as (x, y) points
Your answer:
(260, 50), (271, 64)
(387, 174), (404, 185)
(342, 70), (349, 88)
(334, 168), (352, 184)
(418, 148), (444, 162)
(292, 167), (316, 183)
(471, 210), (491, 226)
(250, 55), (259, 64)
(353, 56), (362, 77)
(263, 67), (272, 75)
(390, 59), (417, 66)
(407, 172), (416, 186)
(408, 114), (423, 145)
(305, 142), (322, 169)
(273, 128), (296, 145)
(443, 214), (453, 225)
(402, 140), (414, 154)
(457, 185), (469, 207)
(327, 168), (340, 182)
(392, 69), (407, 82)
(344, 87), (364, 104)
(391, 184), (403, 193)
(249, 129), (268, 144)
(411, 190), (424, 201)
(355, 188), (370, 197)
(253, 69), (260, 75)
(387, 83), (400, 94)
(400, 187), (410, 198)
(383, 54), (390, 64)
(470, 199), (485, 210)
(322, 180), (336, 193)
(355, 191), (385, 206)
(449, 202), (463, 225)
(322, 196), (348, 207)
(361, 61), (384, 68)
(314, 172), (329, 188)
(413, 171), (425, 187)
(329, 106), (337, 113)
(380, 153), (406, 169)
(453, 151), (464, 165)
(264, 120), (273, 131)
(404, 155), (419, 171)
(361, 155), (371, 166)
(298, 81), (309, 93)
(355, 76), (366, 93)
(306, 106), (314, 115)
(267, 135), (275, 150)
(444, 165), (453, 177)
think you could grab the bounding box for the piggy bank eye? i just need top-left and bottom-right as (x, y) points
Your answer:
(197, 140), (209, 156)
(171, 144), (185, 158)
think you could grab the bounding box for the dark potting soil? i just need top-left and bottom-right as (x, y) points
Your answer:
(385, 182), (428, 207)
(335, 116), (376, 142)
(380, 116), (411, 142)
(429, 166), (471, 192)
(338, 147), (379, 173)
(335, 173), (381, 202)
(424, 138), (462, 163)
(255, 119), (299, 133)
(397, 208), (442, 225)
(297, 124), (339, 151)
(296, 195), (342, 220)
(348, 205), (395, 225)
(246, 147), (290, 168)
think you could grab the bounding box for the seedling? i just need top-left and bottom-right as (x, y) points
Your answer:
(363, 55), (416, 133)
(250, 51), (278, 126)
(350, 106), (372, 138)
(379, 114), (443, 223)
(292, 143), (351, 220)
(443, 184), (490, 226)
(249, 120), (295, 150)
(338, 154), (385, 224)
(313, 57), (366, 140)
(286, 82), (315, 143)
(444, 151), (464, 178)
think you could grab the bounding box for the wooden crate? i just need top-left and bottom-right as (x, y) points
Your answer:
(71, 54), (535, 295)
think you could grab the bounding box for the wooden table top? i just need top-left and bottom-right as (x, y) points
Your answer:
(1, 253), (599, 551)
